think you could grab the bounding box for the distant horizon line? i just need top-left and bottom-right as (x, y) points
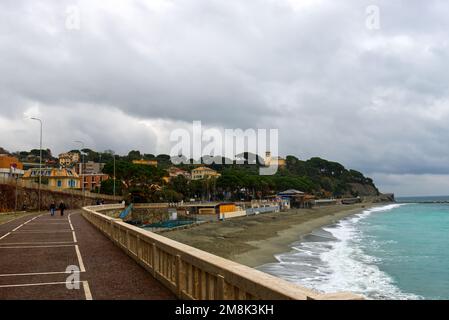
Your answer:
(396, 194), (449, 198)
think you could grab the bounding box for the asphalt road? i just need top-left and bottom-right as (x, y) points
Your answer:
(0, 210), (175, 300)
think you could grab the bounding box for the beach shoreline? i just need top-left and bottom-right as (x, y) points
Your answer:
(163, 202), (386, 268)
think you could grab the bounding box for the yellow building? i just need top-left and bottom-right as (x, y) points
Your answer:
(58, 152), (80, 167)
(163, 167), (191, 183)
(264, 151), (286, 167)
(191, 167), (221, 180)
(132, 159), (158, 167)
(22, 168), (81, 189)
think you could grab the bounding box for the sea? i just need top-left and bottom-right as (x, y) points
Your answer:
(257, 196), (449, 300)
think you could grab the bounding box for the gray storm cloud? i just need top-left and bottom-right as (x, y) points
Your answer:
(1, 0), (449, 196)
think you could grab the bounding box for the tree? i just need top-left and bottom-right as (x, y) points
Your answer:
(0, 147), (10, 155)
(100, 179), (123, 195)
(155, 188), (183, 202)
(127, 150), (142, 161)
(169, 175), (189, 197)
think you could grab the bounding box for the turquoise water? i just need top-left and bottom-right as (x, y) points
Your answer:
(359, 201), (449, 299)
(258, 199), (449, 300)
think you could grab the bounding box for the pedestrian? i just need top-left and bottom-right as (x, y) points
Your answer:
(49, 201), (56, 216)
(59, 201), (66, 217)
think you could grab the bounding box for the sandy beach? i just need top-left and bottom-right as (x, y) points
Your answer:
(164, 202), (383, 268)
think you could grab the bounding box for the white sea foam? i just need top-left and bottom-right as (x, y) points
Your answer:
(258, 204), (422, 300)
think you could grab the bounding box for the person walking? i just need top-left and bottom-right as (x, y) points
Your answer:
(49, 201), (56, 216)
(59, 201), (66, 217)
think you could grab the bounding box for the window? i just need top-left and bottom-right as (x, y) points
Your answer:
(57, 180), (62, 187)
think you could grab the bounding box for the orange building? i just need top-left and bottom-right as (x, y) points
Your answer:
(0, 155), (23, 170)
(80, 174), (109, 192)
(0, 155), (24, 178)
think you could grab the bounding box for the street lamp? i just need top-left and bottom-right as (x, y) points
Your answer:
(74, 140), (85, 205)
(98, 154), (102, 194)
(112, 151), (116, 197)
(30, 117), (42, 212)
(105, 150), (117, 198)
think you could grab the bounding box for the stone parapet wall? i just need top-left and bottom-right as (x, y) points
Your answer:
(0, 183), (122, 212)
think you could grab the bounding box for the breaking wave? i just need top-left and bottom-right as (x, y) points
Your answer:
(258, 204), (422, 300)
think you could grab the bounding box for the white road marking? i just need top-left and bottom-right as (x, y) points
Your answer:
(0, 241), (76, 246)
(0, 245), (76, 249)
(74, 245), (86, 272)
(68, 213), (78, 243)
(0, 212), (90, 298)
(69, 213), (85, 272)
(68, 215), (75, 231)
(0, 214), (42, 241)
(14, 230), (73, 233)
(0, 270), (82, 277)
(0, 232), (11, 240)
(12, 224), (24, 232)
(28, 219), (68, 226)
(83, 281), (93, 300)
(0, 281), (83, 288)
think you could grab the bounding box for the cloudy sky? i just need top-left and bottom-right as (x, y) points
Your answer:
(1, 0), (449, 196)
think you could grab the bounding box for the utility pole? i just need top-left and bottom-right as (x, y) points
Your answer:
(75, 141), (85, 206)
(98, 153), (102, 194)
(15, 175), (18, 213)
(30, 117), (42, 212)
(113, 152), (116, 197)
(11, 164), (19, 213)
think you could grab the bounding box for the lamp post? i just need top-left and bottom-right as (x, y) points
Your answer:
(113, 151), (116, 197)
(105, 150), (117, 198)
(75, 140), (85, 205)
(98, 154), (102, 194)
(30, 117), (42, 212)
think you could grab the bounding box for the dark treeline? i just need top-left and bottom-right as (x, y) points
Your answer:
(3, 147), (379, 203)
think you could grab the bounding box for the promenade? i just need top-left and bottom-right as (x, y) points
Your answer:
(0, 211), (175, 300)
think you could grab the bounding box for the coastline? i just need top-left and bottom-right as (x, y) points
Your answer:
(164, 202), (384, 268)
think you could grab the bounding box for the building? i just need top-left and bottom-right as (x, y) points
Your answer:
(264, 151), (286, 168)
(278, 189), (314, 208)
(0, 155), (24, 179)
(75, 161), (104, 175)
(163, 167), (191, 183)
(176, 202), (237, 216)
(313, 199), (338, 207)
(191, 167), (221, 180)
(132, 159), (158, 167)
(79, 173), (109, 192)
(22, 162), (44, 170)
(58, 152), (80, 167)
(22, 168), (80, 189)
